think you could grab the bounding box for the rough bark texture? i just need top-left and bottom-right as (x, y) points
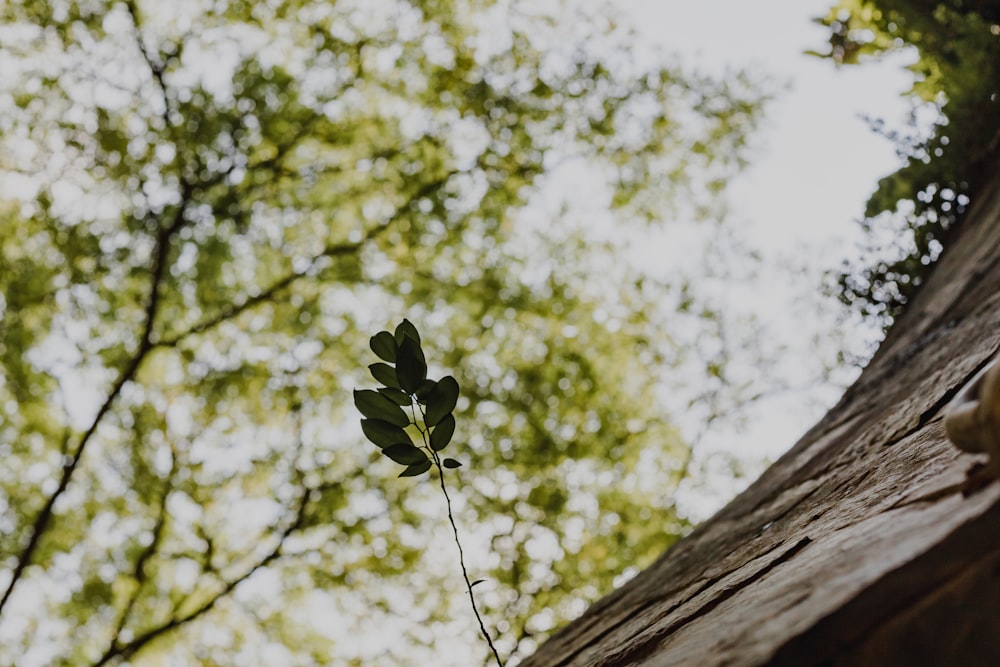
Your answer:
(523, 164), (1000, 667)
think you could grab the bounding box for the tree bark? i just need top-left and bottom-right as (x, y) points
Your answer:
(523, 160), (1000, 666)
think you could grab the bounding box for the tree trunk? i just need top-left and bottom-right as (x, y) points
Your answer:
(523, 161), (1000, 666)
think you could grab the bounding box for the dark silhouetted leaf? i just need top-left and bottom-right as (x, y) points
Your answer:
(442, 458), (462, 468)
(369, 362), (400, 389)
(354, 390), (409, 427)
(429, 414), (455, 451)
(370, 331), (398, 362)
(398, 460), (432, 477)
(361, 419), (411, 449)
(470, 579), (486, 588)
(383, 443), (428, 465)
(395, 336), (426, 393)
(424, 375), (459, 426)
(394, 318), (421, 345)
(414, 379), (437, 402)
(378, 387), (412, 406)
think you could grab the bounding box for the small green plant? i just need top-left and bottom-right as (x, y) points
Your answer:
(355, 319), (503, 666)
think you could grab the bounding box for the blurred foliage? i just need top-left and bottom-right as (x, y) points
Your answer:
(0, 0), (767, 664)
(814, 0), (1000, 323)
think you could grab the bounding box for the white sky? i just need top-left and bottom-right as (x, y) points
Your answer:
(618, 0), (916, 518)
(620, 0), (915, 258)
(0, 2), (923, 664)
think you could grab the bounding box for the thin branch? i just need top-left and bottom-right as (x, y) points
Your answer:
(0, 181), (192, 617)
(1, 2), (321, 611)
(97, 401), (314, 666)
(95, 490), (309, 666)
(93, 445), (176, 667)
(156, 234), (375, 347)
(157, 169), (458, 348)
(124, 0), (173, 131)
(0, 2), (197, 614)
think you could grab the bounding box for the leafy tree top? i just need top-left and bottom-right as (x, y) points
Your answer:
(0, 0), (768, 663)
(814, 0), (1000, 323)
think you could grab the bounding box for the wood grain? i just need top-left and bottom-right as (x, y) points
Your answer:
(522, 165), (1000, 667)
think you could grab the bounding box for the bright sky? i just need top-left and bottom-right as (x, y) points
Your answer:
(0, 3), (923, 665)
(618, 0), (916, 517)
(629, 0), (910, 242)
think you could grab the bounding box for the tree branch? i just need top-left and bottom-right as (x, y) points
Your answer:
(156, 233), (375, 347)
(94, 489), (310, 665)
(0, 181), (192, 617)
(94, 444), (175, 665)
(124, 0), (173, 132)
(93, 401), (315, 666)
(157, 169), (458, 348)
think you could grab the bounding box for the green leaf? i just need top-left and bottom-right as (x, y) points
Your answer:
(395, 336), (427, 394)
(414, 379), (437, 402)
(370, 331), (398, 362)
(424, 375), (459, 426)
(354, 390), (409, 427)
(442, 458), (462, 469)
(378, 387), (412, 406)
(369, 363), (400, 389)
(383, 443), (428, 465)
(360, 419), (411, 449)
(398, 460), (432, 477)
(394, 318), (421, 345)
(429, 414), (455, 451)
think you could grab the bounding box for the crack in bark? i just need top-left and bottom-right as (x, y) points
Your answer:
(545, 537), (813, 667)
(593, 537), (813, 667)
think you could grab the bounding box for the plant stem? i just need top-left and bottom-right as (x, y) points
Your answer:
(413, 401), (503, 666)
(430, 450), (504, 667)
